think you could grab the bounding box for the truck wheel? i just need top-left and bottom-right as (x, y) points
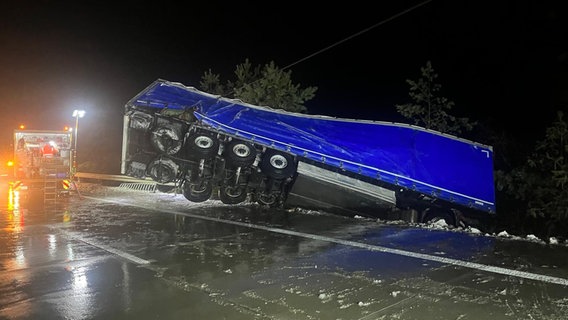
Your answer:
(147, 158), (178, 183)
(186, 132), (219, 160)
(129, 111), (154, 131)
(150, 127), (183, 155)
(219, 185), (247, 204)
(182, 179), (213, 203)
(256, 192), (278, 207)
(260, 149), (295, 180)
(224, 140), (256, 168)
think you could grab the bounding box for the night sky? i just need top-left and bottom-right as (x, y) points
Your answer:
(1, 1), (567, 173)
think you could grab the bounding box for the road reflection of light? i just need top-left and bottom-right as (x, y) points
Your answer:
(48, 234), (57, 256)
(73, 267), (89, 290)
(2, 185), (30, 319)
(67, 243), (75, 261)
(7, 188), (24, 233)
(5, 187), (27, 268)
(60, 265), (93, 320)
(14, 245), (27, 268)
(8, 186), (16, 210)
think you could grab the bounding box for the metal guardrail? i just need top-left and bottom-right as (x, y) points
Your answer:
(118, 182), (157, 192)
(75, 172), (159, 193)
(74, 172), (156, 184)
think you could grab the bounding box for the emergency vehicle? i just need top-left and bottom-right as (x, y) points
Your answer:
(12, 129), (73, 198)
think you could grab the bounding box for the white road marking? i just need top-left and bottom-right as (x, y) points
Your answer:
(57, 228), (151, 265)
(89, 196), (568, 286)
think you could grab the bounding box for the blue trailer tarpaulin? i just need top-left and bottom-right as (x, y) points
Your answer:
(128, 79), (496, 213)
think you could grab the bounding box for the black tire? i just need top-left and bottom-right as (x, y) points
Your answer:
(185, 132), (220, 160)
(224, 140), (256, 168)
(219, 185), (247, 204)
(182, 179), (213, 203)
(256, 192), (278, 207)
(150, 127), (183, 155)
(129, 111), (154, 131)
(147, 158), (178, 183)
(260, 149), (296, 179)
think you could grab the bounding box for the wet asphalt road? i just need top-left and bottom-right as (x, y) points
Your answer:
(1, 182), (567, 320)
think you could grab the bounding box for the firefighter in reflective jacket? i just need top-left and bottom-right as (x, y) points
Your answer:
(42, 141), (57, 157)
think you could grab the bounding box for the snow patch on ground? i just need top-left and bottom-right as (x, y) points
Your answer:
(415, 217), (566, 247)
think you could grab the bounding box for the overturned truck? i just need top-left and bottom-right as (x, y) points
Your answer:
(121, 79), (496, 230)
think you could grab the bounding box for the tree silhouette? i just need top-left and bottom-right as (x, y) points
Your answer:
(396, 60), (475, 136)
(200, 59), (317, 113)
